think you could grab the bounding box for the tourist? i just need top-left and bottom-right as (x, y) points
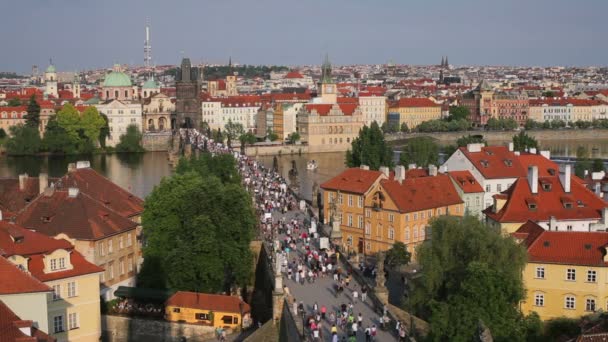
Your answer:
(352, 287), (359, 302)
(361, 285), (368, 302)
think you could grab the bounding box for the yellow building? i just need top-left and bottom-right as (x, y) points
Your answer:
(389, 98), (442, 129)
(0, 221), (103, 342)
(514, 221), (608, 320)
(165, 291), (251, 329)
(322, 166), (464, 258)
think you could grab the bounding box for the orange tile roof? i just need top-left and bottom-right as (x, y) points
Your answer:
(338, 103), (358, 115)
(166, 291), (250, 314)
(0, 300), (55, 342)
(393, 98), (439, 108)
(321, 168), (383, 194)
(381, 174), (463, 213)
(0, 221), (72, 257)
(337, 97), (359, 104)
(514, 221), (608, 266)
(459, 146), (527, 179)
(485, 176), (608, 223)
(0, 177), (58, 219)
(529, 98), (604, 106)
(447, 170), (484, 193)
(0, 257), (51, 295)
(285, 71), (304, 79)
(27, 251), (102, 282)
(517, 153), (559, 177)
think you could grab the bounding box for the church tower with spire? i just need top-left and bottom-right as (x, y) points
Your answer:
(319, 54), (337, 104)
(72, 73), (81, 99)
(44, 59), (58, 98)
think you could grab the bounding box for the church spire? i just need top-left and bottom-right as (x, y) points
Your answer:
(440, 56), (445, 67)
(445, 55), (449, 67)
(321, 53), (333, 84)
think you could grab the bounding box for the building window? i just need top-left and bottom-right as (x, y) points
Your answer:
(67, 282), (77, 297)
(338, 194), (343, 205)
(587, 270), (597, 283)
(108, 240), (113, 254)
(567, 225), (573, 231)
(388, 214), (394, 223)
(586, 298), (596, 312)
(405, 214), (409, 222)
(565, 296), (575, 310)
(173, 307), (181, 313)
(119, 236), (124, 249)
(99, 242), (105, 256)
(405, 228), (410, 242)
(420, 226), (426, 240)
(348, 195), (353, 207)
(413, 213), (418, 220)
(536, 267), (545, 279)
(50, 259), (57, 271)
(566, 268), (576, 281)
(486, 184), (491, 192)
(358, 216), (364, 229)
(535, 293), (544, 307)
(52, 284), (61, 300)
(119, 259), (125, 275)
(58, 258), (65, 270)
(127, 233), (132, 247)
(497, 184), (502, 192)
(68, 312), (79, 330)
(389, 228), (394, 240)
(108, 263), (114, 279)
(358, 197), (363, 208)
(53, 315), (64, 333)
(128, 255), (134, 272)
(348, 214), (353, 227)
(365, 223), (371, 236)
(195, 313), (210, 320)
(346, 236), (353, 246)
(413, 226), (418, 240)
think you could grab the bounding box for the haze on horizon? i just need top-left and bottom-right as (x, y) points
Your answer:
(2, 0), (607, 73)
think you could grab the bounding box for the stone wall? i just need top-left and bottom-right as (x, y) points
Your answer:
(143, 132), (172, 151)
(386, 129), (608, 145)
(244, 145), (308, 157)
(101, 315), (226, 342)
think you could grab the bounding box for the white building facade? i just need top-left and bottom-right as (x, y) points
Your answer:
(95, 100), (143, 147)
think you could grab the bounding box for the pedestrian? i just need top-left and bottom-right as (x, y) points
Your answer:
(357, 313), (363, 326)
(365, 326), (372, 342)
(332, 332), (339, 342)
(321, 305), (327, 320)
(352, 289), (359, 303)
(351, 321), (358, 335)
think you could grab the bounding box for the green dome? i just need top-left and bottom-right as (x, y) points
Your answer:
(142, 78), (159, 89)
(46, 65), (56, 73)
(103, 71), (132, 87)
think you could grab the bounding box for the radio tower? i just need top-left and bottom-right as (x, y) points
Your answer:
(144, 22), (152, 68)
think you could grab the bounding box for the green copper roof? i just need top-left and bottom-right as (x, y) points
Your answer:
(320, 54), (333, 84)
(84, 97), (100, 105)
(46, 65), (56, 73)
(142, 77), (159, 89)
(103, 71), (132, 87)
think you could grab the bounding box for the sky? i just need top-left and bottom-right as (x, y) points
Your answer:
(2, 0), (607, 73)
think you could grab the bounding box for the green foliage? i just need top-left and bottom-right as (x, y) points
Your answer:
(486, 117), (518, 130)
(203, 65), (289, 80)
(512, 131), (539, 152)
(56, 104), (83, 142)
(5, 124), (41, 155)
(412, 216), (527, 342)
(524, 119), (540, 130)
(239, 132), (257, 145)
(99, 114), (110, 149)
(224, 120), (245, 141)
(522, 312), (543, 342)
(141, 153), (254, 293)
(211, 129), (224, 142)
(399, 137), (438, 167)
(384, 241), (411, 268)
(542, 91), (555, 97)
(346, 121), (393, 170)
(574, 146), (592, 178)
(43, 116), (79, 154)
(7, 97), (21, 106)
(400, 122), (410, 133)
(448, 106), (470, 121)
(287, 132), (300, 144)
(0, 128), (6, 139)
(551, 119), (566, 128)
(267, 129), (278, 142)
(24, 95), (40, 128)
(592, 158), (605, 173)
(381, 121), (399, 133)
(43, 103), (100, 154)
(574, 120), (592, 129)
(456, 135), (486, 147)
(116, 124), (145, 153)
(543, 317), (580, 341)
(80, 107), (106, 143)
(417, 119), (471, 132)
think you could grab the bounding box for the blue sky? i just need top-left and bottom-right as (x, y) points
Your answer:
(2, 0), (607, 73)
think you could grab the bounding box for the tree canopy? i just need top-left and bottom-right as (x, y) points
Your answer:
(116, 124), (145, 153)
(5, 124), (41, 155)
(140, 153), (254, 293)
(456, 134), (486, 147)
(487, 117), (518, 131)
(346, 121), (393, 170)
(384, 241), (411, 268)
(399, 137), (439, 167)
(512, 131), (539, 152)
(7, 98), (21, 107)
(411, 216), (529, 342)
(448, 106), (470, 121)
(224, 120), (245, 141)
(574, 146), (592, 178)
(24, 95), (40, 128)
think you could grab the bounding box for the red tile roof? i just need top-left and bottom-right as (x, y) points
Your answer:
(514, 221), (608, 266)
(305, 104), (332, 116)
(485, 176), (608, 223)
(321, 168), (383, 194)
(447, 171), (484, 193)
(0, 221), (72, 257)
(393, 98), (439, 108)
(27, 250), (103, 282)
(285, 71), (304, 79)
(517, 153), (559, 177)
(0, 300), (55, 342)
(381, 174), (463, 213)
(338, 103), (358, 115)
(16, 189), (137, 241)
(0, 257), (51, 295)
(337, 97), (359, 104)
(166, 291), (250, 314)
(0, 177), (56, 219)
(529, 98), (604, 107)
(459, 146), (527, 179)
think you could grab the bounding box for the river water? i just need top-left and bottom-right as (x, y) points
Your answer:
(1, 139), (607, 200)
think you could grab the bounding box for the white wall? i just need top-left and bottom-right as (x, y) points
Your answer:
(0, 292), (50, 333)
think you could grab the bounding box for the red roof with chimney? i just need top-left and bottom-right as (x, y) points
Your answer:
(0, 176), (59, 219)
(393, 98), (439, 108)
(485, 175), (608, 223)
(380, 174), (463, 213)
(513, 221), (608, 266)
(447, 171), (484, 193)
(517, 153), (559, 177)
(0, 257), (51, 295)
(321, 168), (383, 194)
(166, 291), (250, 314)
(0, 300), (55, 342)
(458, 146), (527, 179)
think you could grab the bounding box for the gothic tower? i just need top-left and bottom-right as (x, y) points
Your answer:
(319, 54), (337, 104)
(175, 58), (202, 129)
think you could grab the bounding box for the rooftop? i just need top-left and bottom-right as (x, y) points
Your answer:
(166, 291), (251, 314)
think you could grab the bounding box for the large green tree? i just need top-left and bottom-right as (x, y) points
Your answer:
(512, 131), (539, 152)
(224, 120), (245, 141)
(7, 97), (21, 107)
(80, 106), (106, 144)
(456, 135), (486, 147)
(384, 241), (411, 268)
(24, 95), (40, 128)
(56, 103), (83, 142)
(574, 146), (592, 178)
(43, 116), (79, 154)
(411, 216), (528, 342)
(5, 124), (41, 155)
(448, 106), (470, 121)
(346, 121), (393, 170)
(399, 137), (438, 167)
(141, 153), (254, 293)
(116, 124), (145, 153)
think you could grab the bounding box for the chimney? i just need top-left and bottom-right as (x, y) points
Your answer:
(379, 166), (390, 178)
(360, 165), (370, 171)
(508, 142), (514, 152)
(559, 164), (571, 193)
(408, 163), (417, 170)
(0, 210), (3, 221)
(540, 150), (551, 159)
(39, 173), (48, 195)
(68, 187), (79, 198)
(528, 165), (539, 194)
(549, 215), (557, 231)
(18, 174), (28, 191)
(67, 163), (76, 173)
(428, 164), (438, 177)
(395, 165), (406, 184)
(439, 165), (448, 173)
(466, 143), (483, 153)
(76, 160), (91, 169)
(529, 147), (537, 154)
(603, 246), (608, 263)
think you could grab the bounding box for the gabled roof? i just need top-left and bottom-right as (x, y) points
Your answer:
(514, 221), (608, 266)
(16, 189), (138, 241)
(447, 170), (484, 193)
(321, 168), (383, 194)
(0, 221), (72, 257)
(166, 291), (250, 314)
(285, 71), (304, 79)
(458, 146), (527, 179)
(0, 177), (57, 219)
(0, 300), (55, 342)
(304, 103), (359, 116)
(393, 98), (439, 108)
(381, 174), (463, 213)
(517, 153), (559, 177)
(27, 250), (103, 282)
(485, 176), (608, 223)
(0, 257), (51, 295)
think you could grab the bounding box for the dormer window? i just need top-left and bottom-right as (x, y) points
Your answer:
(561, 196), (574, 209)
(504, 159), (513, 167)
(577, 200), (585, 207)
(480, 160), (489, 168)
(526, 198), (538, 211)
(485, 150), (494, 156)
(41, 216), (52, 223)
(540, 179), (552, 191)
(50, 257), (66, 271)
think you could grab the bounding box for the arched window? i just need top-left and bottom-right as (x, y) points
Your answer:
(106, 91), (110, 98)
(125, 90), (128, 98)
(114, 90), (119, 99)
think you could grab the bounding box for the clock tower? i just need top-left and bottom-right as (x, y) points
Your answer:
(319, 54), (337, 104)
